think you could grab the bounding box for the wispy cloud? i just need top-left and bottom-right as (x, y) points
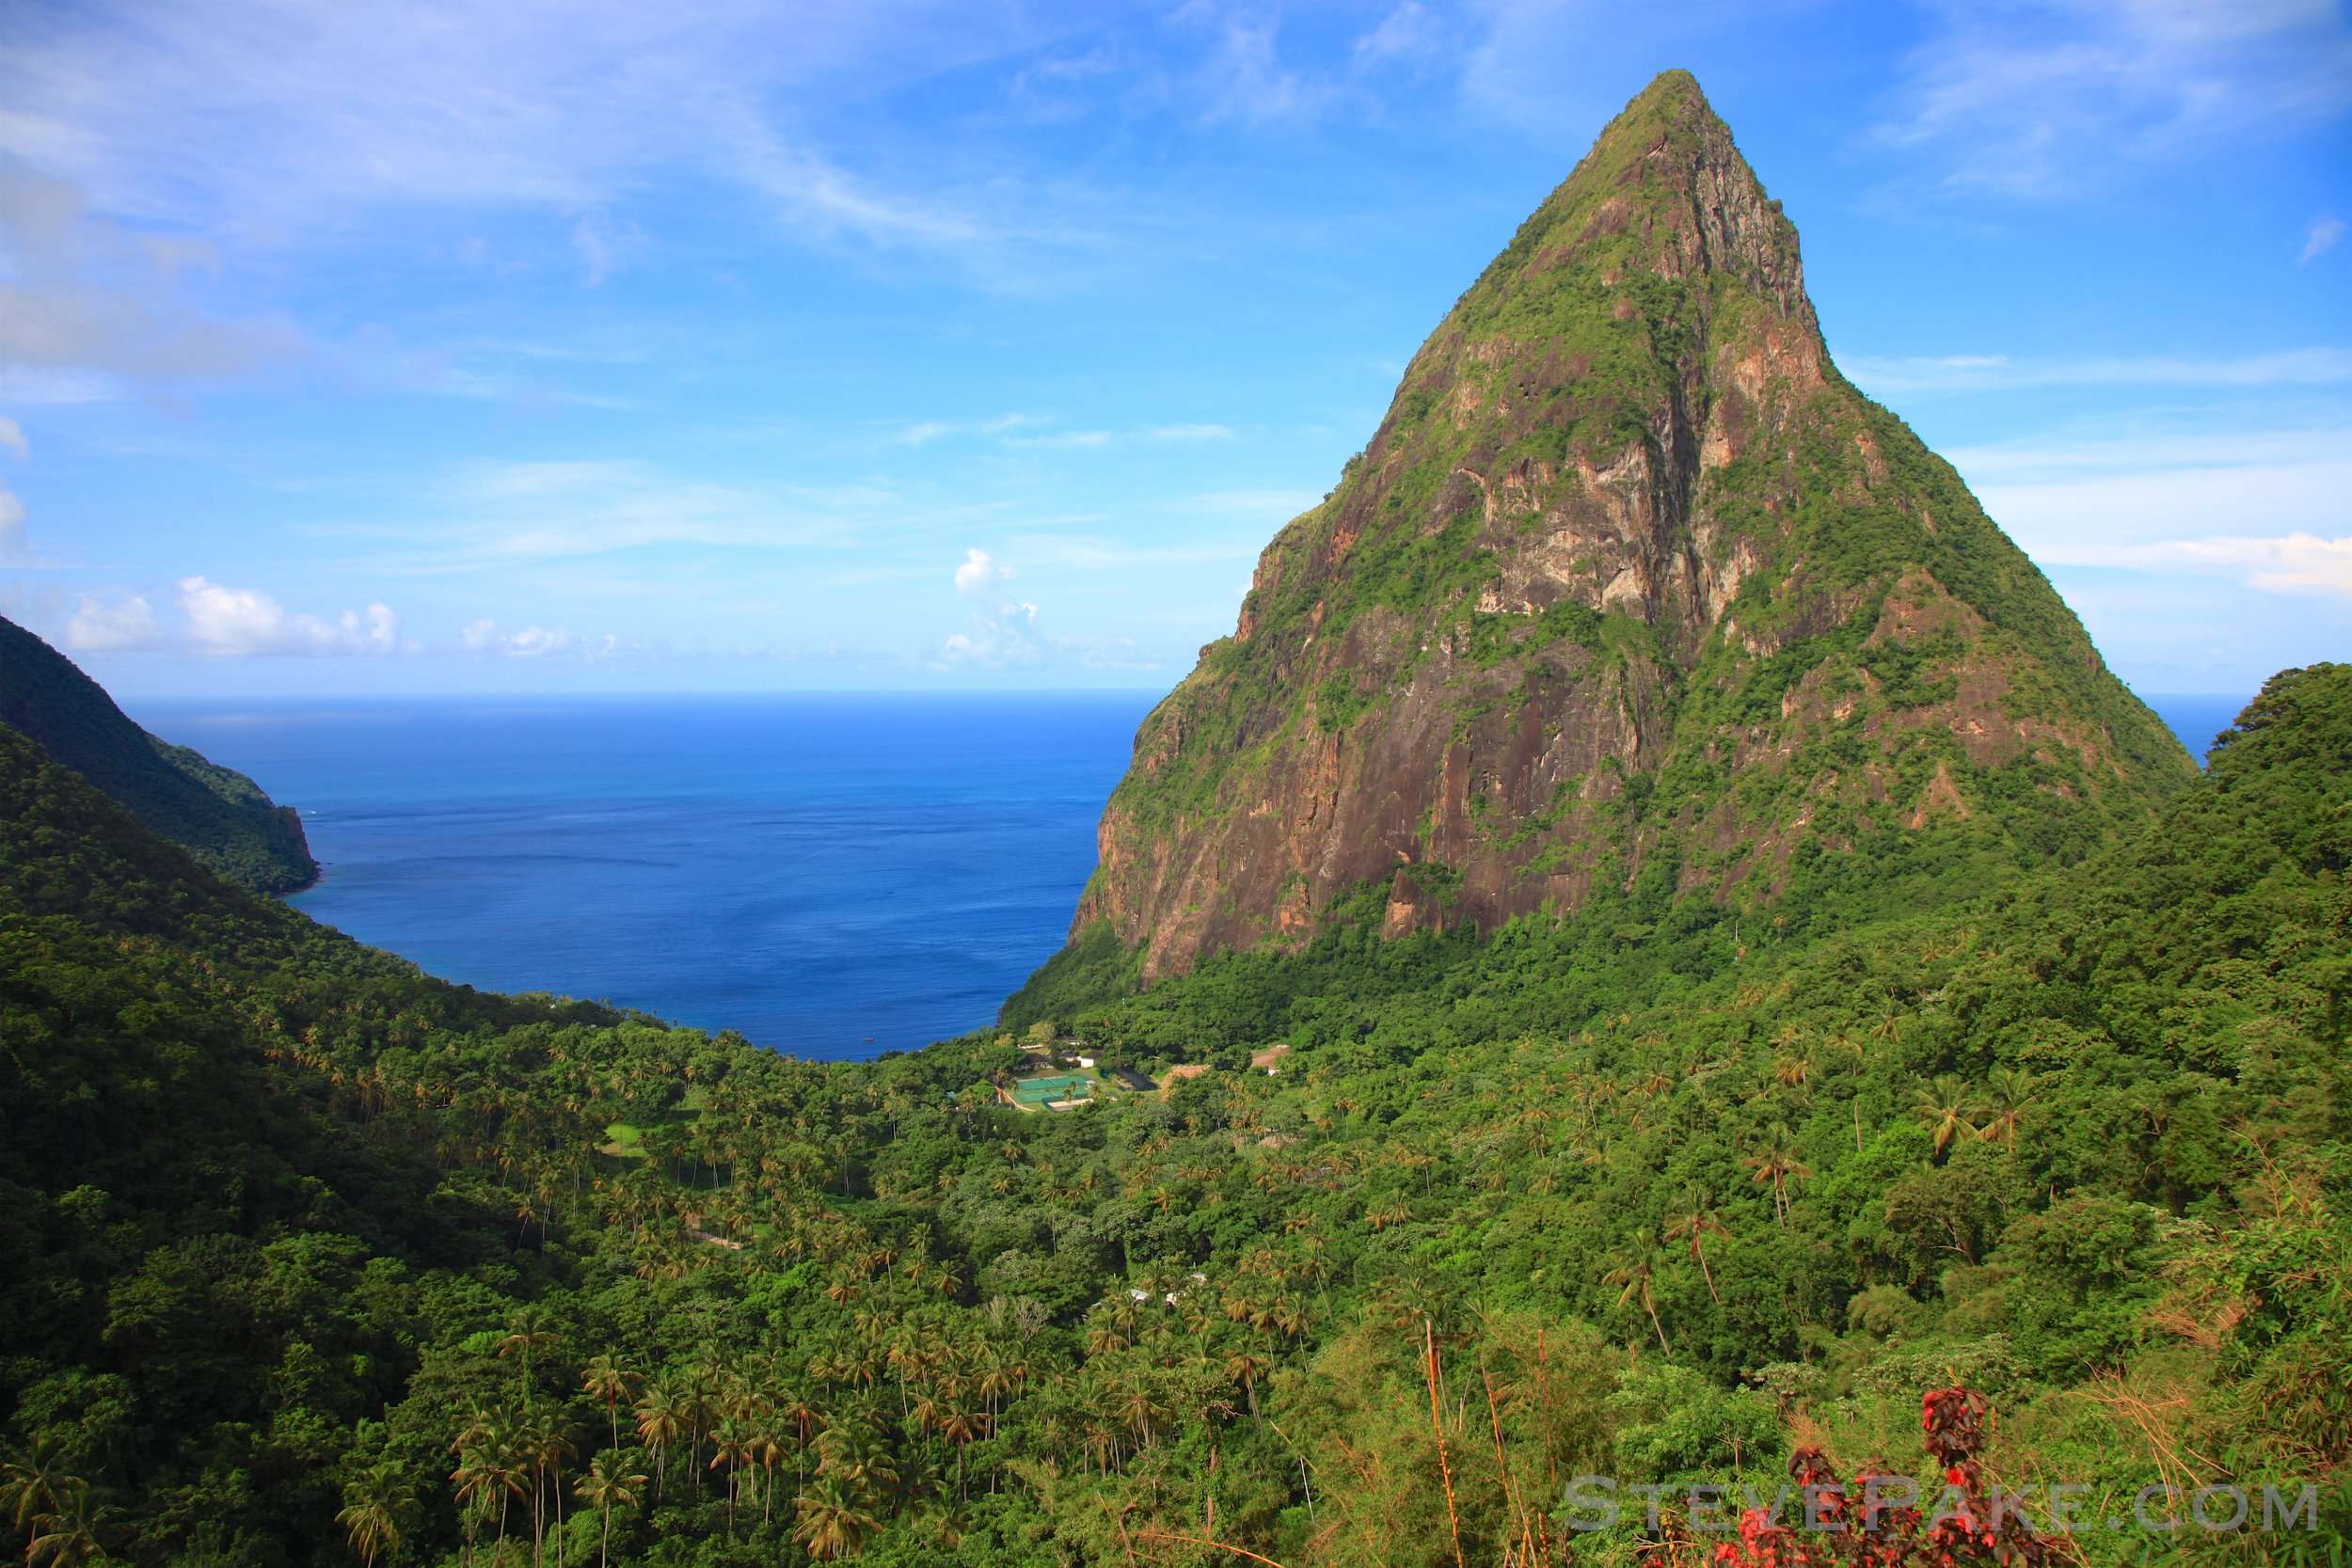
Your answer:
(0, 0), (1088, 286)
(0, 415), (25, 561)
(461, 619), (646, 658)
(342, 459), (870, 570)
(2302, 215), (2346, 262)
(892, 413), (1043, 446)
(570, 212), (646, 286)
(0, 158), (307, 395)
(2074, 531), (2352, 595)
(1002, 429), (1115, 451)
(1843, 346), (2352, 396)
(1872, 0), (2352, 196)
(1143, 422), (1237, 442)
(1950, 417), (2352, 598)
(891, 417), (1238, 451)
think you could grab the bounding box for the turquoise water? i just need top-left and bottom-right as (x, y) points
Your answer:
(125, 688), (2246, 1061)
(130, 694), (1156, 1059)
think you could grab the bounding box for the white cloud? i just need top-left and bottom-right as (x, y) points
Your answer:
(1948, 419), (2352, 597)
(1184, 486), (1324, 518)
(460, 617), (648, 658)
(62, 593), (166, 651)
(0, 490), (22, 558)
(0, 158), (307, 390)
(943, 546), (1043, 666)
(570, 212), (646, 286)
(0, 415), (27, 459)
(891, 413), (1041, 446)
(954, 546), (1015, 598)
(347, 458), (867, 571)
(0, 1), (1042, 257)
(2302, 215), (2346, 262)
(1187, 11), (1346, 127)
(1872, 0), (2352, 196)
(1002, 429), (1114, 450)
(1842, 346), (2352, 397)
(894, 417), (1234, 451)
(2084, 531), (2352, 594)
(1144, 423), (1237, 442)
(176, 576), (403, 656)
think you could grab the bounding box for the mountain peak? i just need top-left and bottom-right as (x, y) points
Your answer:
(1032, 73), (2193, 991)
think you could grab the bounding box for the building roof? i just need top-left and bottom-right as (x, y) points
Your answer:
(1107, 1066), (1157, 1092)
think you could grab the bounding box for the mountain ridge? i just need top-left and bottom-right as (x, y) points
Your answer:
(1048, 70), (2192, 990)
(0, 612), (319, 893)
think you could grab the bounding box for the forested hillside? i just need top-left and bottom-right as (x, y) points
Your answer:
(0, 613), (318, 893)
(2, 667), (2345, 1567)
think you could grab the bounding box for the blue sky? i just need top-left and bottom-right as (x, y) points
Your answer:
(0, 0), (2345, 699)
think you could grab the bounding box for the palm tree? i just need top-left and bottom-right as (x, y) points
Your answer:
(495, 1307), (565, 1394)
(1109, 1375), (1166, 1450)
(1977, 1067), (2035, 1149)
(709, 1418), (755, 1538)
(580, 1354), (639, 1454)
(337, 1463), (409, 1568)
(1224, 1348), (1272, 1418)
(793, 1477), (882, 1561)
(1744, 1124), (1813, 1225)
(1911, 1074), (1982, 1156)
(935, 1399), (984, 1497)
(777, 1389), (824, 1487)
(517, 1407), (574, 1565)
(633, 1374), (689, 1499)
(1601, 1243), (1672, 1351)
(573, 1451), (644, 1568)
(451, 1405), (527, 1564)
(0, 1440), (72, 1532)
(1663, 1185), (1730, 1303)
(815, 1426), (898, 1501)
(747, 1415), (793, 1524)
(22, 1479), (118, 1568)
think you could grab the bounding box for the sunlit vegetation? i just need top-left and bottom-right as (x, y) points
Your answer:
(1, 665), (2347, 1565)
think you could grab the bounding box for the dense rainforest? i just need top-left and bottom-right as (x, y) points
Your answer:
(0, 614), (318, 895)
(1, 68), (2343, 1568)
(1, 663), (2346, 1567)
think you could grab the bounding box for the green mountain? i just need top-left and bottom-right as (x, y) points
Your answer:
(0, 612), (318, 893)
(1050, 71), (2191, 990)
(3, 638), (2346, 1565)
(0, 69), (2342, 1568)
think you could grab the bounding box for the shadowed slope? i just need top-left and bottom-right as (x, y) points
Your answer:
(0, 614), (318, 892)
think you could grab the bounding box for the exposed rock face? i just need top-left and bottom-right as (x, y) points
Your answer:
(1069, 71), (2192, 985)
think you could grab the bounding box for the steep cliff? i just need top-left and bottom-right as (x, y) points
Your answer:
(0, 613), (318, 893)
(1058, 71), (2192, 987)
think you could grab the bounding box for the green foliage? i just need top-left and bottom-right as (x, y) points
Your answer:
(1, 665), (2344, 1565)
(0, 612), (318, 892)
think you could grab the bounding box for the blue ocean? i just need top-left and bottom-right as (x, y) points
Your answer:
(130, 694), (1158, 1060)
(126, 689), (2245, 1062)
